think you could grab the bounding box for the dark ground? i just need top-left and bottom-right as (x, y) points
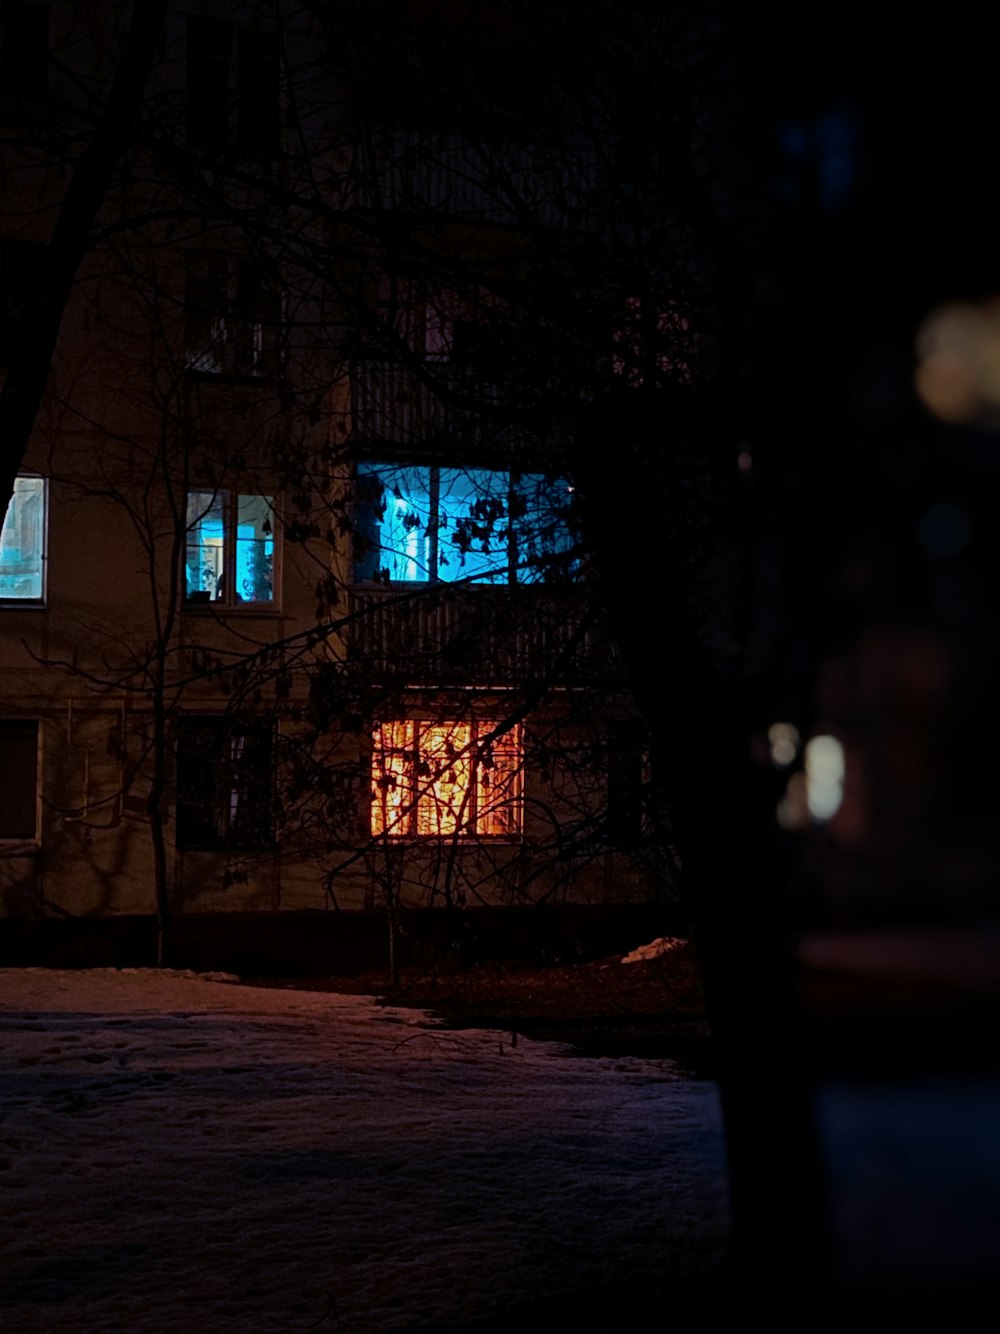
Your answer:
(244, 927), (1000, 1082)
(244, 936), (715, 1070)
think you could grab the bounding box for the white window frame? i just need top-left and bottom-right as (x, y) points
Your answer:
(0, 474), (47, 605)
(184, 488), (279, 610)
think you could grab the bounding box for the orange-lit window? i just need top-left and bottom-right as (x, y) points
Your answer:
(371, 721), (521, 838)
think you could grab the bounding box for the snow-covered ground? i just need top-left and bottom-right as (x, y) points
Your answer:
(0, 969), (728, 1332)
(2, 953), (999, 1330)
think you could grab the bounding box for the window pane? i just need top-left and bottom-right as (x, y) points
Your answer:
(371, 720), (523, 838)
(235, 494), (274, 603)
(0, 2), (49, 101)
(511, 474), (575, 583)
(0, 239), (45, 363)
(0, 720), (38, 839)
(186, 17), (232, 149)
(437, 468), (508, 584)
(359, 463), (433, 582)
(476, 725), (522, 835)
(237, 28), (280, 155)
(0, 475), (45, 601)
(371, 721), (414, 836)
(184, 251), (229, 372)
(185, 489), (226, 601)
(417, 723), (472, 836)
(176, 716), (273, 850)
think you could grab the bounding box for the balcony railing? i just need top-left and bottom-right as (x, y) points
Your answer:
(347, 585), (623, 687)
(350, 360), (527, 454)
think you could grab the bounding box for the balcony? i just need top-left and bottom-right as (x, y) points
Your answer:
(350, 361), (526, 454)
(347, 585), (622, 687)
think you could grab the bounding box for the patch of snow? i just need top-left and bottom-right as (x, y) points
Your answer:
(622, 937), (687, 964)
(0, 968), (729, 1331)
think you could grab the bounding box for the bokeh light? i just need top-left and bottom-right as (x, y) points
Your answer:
(768, 721), (799, 767)
(805, 734), (844, 822)
(915, 298), (1000, 424)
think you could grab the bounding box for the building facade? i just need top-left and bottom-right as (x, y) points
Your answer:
(0, 0), (677, 969)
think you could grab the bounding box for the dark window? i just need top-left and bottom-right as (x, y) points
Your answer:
(0, 719), (38, 839)
(237, 28), (279, 155)
(184, 250), (281, 377)
(175, 716), (274, 851)
(186, 17), (279, 155)
(0, 238), (45, 362)
(0, 2), (48, 101)
(354, 463), (576, 585)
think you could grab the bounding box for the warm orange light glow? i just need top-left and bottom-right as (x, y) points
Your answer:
(915, 298), (1000, 424)
(371, 721), (522, 837)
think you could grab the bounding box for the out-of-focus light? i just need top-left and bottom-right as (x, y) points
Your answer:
(915, 299), (1000, 424)
(776, 771), (808, 830)
(767, 721), (799, 767)
(737, 449), (753, 473)
(805, 734), (844, 822)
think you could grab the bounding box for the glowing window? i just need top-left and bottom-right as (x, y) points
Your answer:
(185, 489), (276, 607)
(371, 721), (522, 838)
(354, 463), (575, 584)
(0, 475), (46, 602)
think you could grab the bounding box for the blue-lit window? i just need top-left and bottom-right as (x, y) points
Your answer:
(185, 489), (275, 606)
(0, 475), (46, 603)
(354, 463), (575, 585)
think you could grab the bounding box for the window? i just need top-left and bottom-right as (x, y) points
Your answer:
(0, 238), (44, 363)
(185, 489), (275, 607)
(0, 475), (46, 601)
(184, 251), (281, 376)
(175, 716), (274, 850)
(0, 2), (48, 101)
(374, 275), (452, 361)
(611, 296), (693, 388)
(372, 720), (522, 838)
(186, 16), (279, 155)
(354, 464), (575, 585)
(0, 719), (38, 840)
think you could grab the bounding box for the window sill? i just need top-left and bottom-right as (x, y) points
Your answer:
(183, 367), (277, 388)
(182, 603), (283, 617)
(370, 835), (523, 844)
(0, 600), (46, 611)
(177, 845), (275, 855)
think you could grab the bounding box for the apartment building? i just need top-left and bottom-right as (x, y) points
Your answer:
(0, 1), (676, 968)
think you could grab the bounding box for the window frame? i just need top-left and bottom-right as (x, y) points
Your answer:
(0, 718), (40, 843)
(183, 487), (279, 611)
(0, 473), (47, 606)
(0, 238), (46, 364)
(354, 462), (575, 587)
(0, 2), (49, 103)
(175, 714), (276, 852)
(185, 15), (280, 157)
(371, 719), (523, 840)
(184, 249), (282, 379)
